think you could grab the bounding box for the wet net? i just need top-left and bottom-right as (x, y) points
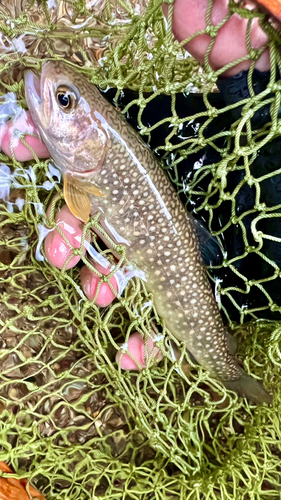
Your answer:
(0, 0), (281, 498)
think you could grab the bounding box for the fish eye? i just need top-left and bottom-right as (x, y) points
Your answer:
(55, 85), (78, 112)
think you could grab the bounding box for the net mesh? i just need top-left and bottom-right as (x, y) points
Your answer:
(0, 0), (281, 498)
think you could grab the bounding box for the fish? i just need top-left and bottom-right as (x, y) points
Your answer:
(24, 61), (272, 404)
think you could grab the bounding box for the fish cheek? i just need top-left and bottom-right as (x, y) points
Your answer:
(74, 129), (107, 173)
(47, 106), (73, 143)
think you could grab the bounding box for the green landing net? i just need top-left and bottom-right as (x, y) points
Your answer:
(0, 0), (281, 498)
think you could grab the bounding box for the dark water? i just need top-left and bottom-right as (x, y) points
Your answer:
(102, 87), (281, 321)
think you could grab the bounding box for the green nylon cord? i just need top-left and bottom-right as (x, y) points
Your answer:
(0, 0), (281, 499)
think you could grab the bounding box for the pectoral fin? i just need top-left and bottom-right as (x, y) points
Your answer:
(63, 174), (106, 223)
(64, 173), (91, 223)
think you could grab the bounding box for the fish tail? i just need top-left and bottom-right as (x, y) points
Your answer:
(224, 370), (272, 405)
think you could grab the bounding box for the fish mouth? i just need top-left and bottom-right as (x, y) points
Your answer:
(24, 70), (41, 107)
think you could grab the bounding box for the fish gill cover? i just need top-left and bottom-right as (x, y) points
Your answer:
(0, 0), (280, 498)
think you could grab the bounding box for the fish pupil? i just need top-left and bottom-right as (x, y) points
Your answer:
(55, 85), (78, 111)
(57, 92), (70, 108)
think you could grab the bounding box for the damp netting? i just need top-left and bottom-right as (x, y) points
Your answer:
(1, 0), (281, 498)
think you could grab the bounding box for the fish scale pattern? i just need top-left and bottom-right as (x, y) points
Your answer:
(0, 0), (281, 499)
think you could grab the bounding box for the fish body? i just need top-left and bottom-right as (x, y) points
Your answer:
(25, 61), (271, 403)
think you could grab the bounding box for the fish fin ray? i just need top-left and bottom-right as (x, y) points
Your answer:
(64, 173), (91, 223)
(82, 182), (105, 197)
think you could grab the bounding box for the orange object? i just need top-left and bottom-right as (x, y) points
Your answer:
(255, 0), (281, 21)
(0, 462), (46, 500)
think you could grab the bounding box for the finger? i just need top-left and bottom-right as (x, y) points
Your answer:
(163, 0), (270, 76)
(0, 110), (49, 161)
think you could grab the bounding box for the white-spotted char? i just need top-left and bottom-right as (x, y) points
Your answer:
(25, 61), (271, 404)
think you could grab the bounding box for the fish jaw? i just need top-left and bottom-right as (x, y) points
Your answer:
(25, 68), (56, 135)
(25, 68), (64, 170)
(24, 70), (46, 136)
(25, 65), (62, 131)
(25, 70), (41, 110)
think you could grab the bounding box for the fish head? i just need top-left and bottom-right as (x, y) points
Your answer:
(24, 61), (107, 176)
